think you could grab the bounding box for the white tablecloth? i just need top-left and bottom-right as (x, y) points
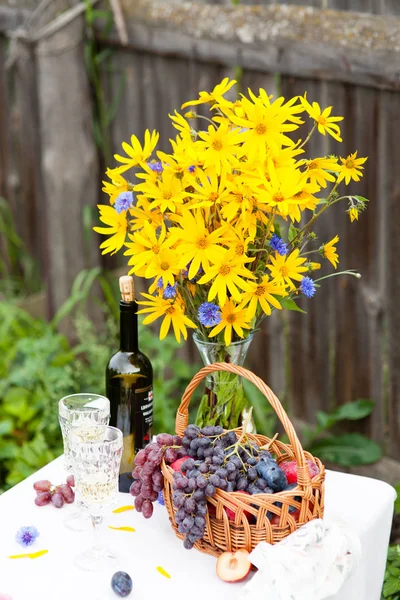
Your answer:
(0, 457), (395, 600)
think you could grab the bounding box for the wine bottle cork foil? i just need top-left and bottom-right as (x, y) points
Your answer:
(119, 275), (135, 302)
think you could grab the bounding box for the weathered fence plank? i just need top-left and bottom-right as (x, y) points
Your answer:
(0, 35), (8, 200)
(36, 11), (100, 313)
(96, 0), (400, 92)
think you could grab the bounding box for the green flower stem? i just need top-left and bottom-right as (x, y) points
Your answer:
(315, 270), (361, 283)
(298, 122), (317, 149)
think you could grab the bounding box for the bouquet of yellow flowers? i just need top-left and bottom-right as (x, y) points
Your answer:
(95, 78), (368, 428)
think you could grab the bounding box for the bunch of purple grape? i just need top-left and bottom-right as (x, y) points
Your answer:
(129, 433), (185, 518)
(34, 475), (75, 508)
(132, 423), (291, 550)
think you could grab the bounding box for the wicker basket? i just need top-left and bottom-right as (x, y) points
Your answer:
(161, 362), (325, 557)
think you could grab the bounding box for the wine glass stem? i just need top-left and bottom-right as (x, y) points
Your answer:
(91, 515), (103, 551)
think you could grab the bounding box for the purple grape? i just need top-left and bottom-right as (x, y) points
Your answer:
(142, 500), (153, 519)
(184, 498), (196, 513)
(59, 484), (74, 503)
(183, 537), (194, 549)
(156, 433), (174, 446)
(164, 447), (177, 464)
(66, 475), (75, 487)
(134, 449), (147, 466)
(134, 495), (144, 512)
(51, 492), (64, 508)
(152, 471), (163, 487)
(205, 484), (216, 497)
(193, 489), (205, 502)
(33, 480), (52, 492)
(35, 491), (51, 506)
(173, 490), (185, 508)
(129, 480), (142, 497)
(111, 571), (133, 597)
(182, 516), (195, 532)
(132, 466), (142, 479)
(172, 435), (182, 446)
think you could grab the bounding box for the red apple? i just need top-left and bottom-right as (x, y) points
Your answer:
(280, 460), (320, 484)
(216, 549), (252, 583)
(170, 456), (191, 472)
(270, 508), (300, 526)
(225, 491), (254, 523)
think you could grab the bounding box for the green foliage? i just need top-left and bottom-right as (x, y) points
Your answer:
(383, 546), (400, 599)
(0, 268), (196, 491)
(83, 1), (125, 163)
(301, 399), (382, 466)
(0, 197), (40, 299)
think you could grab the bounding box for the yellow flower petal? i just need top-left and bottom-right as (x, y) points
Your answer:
(108, 526), (136, 532)
(156, 566), (171, 579)
(9, 549), (48, 559)
(113, 505), (135, 513)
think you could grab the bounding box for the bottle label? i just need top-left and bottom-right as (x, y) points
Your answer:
(134, 385), (153, 453)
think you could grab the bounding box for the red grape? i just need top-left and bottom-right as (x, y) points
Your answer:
(134, 449), (147, 466)
(164, 447), (177, 464)
(59, 484), (75, 503)
(51, 492), (64, 508)
(129, 480), (142, 496)
(33, 480), (52, 492)
(142, 500), (153, 519)
(35, 492), (51, 506)
(152, 471), (164, 487)
(132, 466), (142, 479)
(66, 475), (75, 487)
(156, 433), (173, 446)
(134, 494), (144, 512)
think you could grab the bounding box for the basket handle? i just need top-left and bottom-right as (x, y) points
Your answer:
(176, 362), (310, 479)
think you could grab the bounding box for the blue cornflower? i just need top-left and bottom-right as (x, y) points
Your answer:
(15, 526), (40, 547)
(188, 165), (196, 173)
(114, 191), (133, 214)
(163, 283), (177, 299)
(157, 278), (163, 289)
(198, 302), (222, 327)
(148, 161), (163, 173)
(270, 234), (288, 256)
(300, 277), (316, 298)
(158, 491), (165, 506)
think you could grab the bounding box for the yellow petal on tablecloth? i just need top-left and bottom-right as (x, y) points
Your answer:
(108, 526), (136, 532)
(156, 566), (171, 579)
(9, 550), (48, 559)
(113, 505), (135, 513)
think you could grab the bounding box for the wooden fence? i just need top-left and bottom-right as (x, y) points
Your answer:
(0, 0), (399, 480)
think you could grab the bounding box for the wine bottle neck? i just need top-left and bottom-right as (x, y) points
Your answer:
(120, 301), (139, 352)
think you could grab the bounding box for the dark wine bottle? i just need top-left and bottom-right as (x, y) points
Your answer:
(107, 276), (153, 493)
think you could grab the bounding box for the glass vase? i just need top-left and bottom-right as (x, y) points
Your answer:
(193, 332), (256, 431)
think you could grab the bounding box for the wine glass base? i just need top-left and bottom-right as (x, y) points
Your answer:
(74, 545), (120, 572)
(64, 512), (91, 532)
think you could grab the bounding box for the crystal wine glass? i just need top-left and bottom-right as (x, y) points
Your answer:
(59, 393), (110, 531)
(69, 426), (123, 571)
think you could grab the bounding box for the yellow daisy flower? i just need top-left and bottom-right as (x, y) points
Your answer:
(168, 110), (193, 139)
(229, 94), (298, 160)
(302, 156), (338, 188)
(168, 210), (226, 280)
(134, 170), (186, 213)
(93, 205), (127, 255)
(195, 122), (242, 174)
(238, 275), (286, 320)
(321, 235), (339, 269)
(348, 207), (359, 222)
(145, 247), (181, 289)
(181, 77), (236, 109)
(337, 152), (368, 185)
(190, 167), (231, 209)
(197, 249), (255, 306)
(114, 129), (159, 172)
(124, 222), (171, 275)
(268, 249), (308, 291)
(208, 298), (252, 346)
(300, 95), (343, 142)
(102, 168), (130, 204)
(128, 199), (164, 232)
(137, 293), (196, 343)
(258, 164), (308, 220)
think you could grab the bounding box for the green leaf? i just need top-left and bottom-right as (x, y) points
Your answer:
(281, 298), (307, 314)
(354, 195), (369, 203)
(308, 433), (382, 466)
(383, 577), (400, 598)
(333, 399), (374, 421)
(0, 419), (13, 435)
(288, 223), (299, 242)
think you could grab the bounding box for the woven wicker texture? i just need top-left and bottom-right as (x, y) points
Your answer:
(161, 362), (325, 556)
